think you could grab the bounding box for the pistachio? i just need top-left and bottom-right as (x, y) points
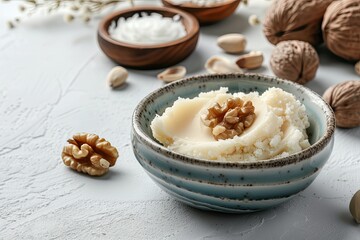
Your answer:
(157, 66), (186, 83)
(350, 190), (360, 224)
(217, 34), (247, 54)
(106, 66), (128, 89)
(205, 56), (243, 74)
(236, 51), (264, 69)
(355, 61), (360, 76)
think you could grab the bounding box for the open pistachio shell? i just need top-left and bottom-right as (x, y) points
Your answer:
(157, 66), (187, 83)
(205, 56), (243, 74)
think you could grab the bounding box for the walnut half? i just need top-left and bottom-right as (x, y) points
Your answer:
(202, 97), (256, 140)
(62, 133), (119, 176)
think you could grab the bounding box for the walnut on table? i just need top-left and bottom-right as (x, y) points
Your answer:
(62, 133), (119, 176)
(270, 40), (319, 84)
(202, 97), (256, 140)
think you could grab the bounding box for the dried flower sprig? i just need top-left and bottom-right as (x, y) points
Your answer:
(3, 0), (134, 28)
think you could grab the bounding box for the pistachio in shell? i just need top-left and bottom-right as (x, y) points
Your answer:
(106, 66), (128, 88)
(263, 0), (333, 46)
(205, 56), (243, 74)
(217, 34), (247, 54)
(323, 80), (360, 128)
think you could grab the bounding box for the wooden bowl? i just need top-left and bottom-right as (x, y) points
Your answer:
(161, 0), (241, 25)
(97, 6), (200, 70)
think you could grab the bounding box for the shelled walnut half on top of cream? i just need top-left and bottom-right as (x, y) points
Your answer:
(151, 87), (310, 161)
(202, 97), (256, 140)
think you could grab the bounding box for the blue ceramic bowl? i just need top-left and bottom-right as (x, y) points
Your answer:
(132, 73), (335, 213)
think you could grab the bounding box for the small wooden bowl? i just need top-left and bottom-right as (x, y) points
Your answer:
(161, 0), (241, 25)
(97, 6), (200, 70)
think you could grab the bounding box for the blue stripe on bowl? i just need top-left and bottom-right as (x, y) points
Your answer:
(149, 173), (297, 213)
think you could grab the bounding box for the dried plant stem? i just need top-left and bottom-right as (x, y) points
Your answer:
(3, 0), (135, 28)
(25, 0), (134, 14)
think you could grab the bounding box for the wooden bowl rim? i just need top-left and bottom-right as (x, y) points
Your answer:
(162, 0), (240, 10)
(98, 5), (200, 50)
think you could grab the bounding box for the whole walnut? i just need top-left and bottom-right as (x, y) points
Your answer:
(263, 0), (334, 46)
(323, 80), (360, 128)
(270, 40), (319, 84)
(322, 0), (360, 61)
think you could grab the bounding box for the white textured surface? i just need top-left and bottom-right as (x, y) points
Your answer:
(0, 1), (359, 239)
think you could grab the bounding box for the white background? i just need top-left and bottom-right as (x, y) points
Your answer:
(0, 0), (359, 239)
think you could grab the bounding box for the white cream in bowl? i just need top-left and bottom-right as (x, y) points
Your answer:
(109, 12), (187, 45)
(151, 87), (310, 161)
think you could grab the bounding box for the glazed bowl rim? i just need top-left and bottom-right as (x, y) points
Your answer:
(132, 73), (335, 169)
(98, 5), (200, 50)
(162, 0), (240, 10)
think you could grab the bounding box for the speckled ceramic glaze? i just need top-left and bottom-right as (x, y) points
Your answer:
(131, 73), (335, 213)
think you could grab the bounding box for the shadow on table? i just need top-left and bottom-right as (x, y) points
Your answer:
(336, 127), (360, 140)
(65, 167), (123, 181)
(316, 45), (352, 68)
(163, 186), (352, 239)
(247, 65), (268, 75)
(98, 169), (123, 180)
(200, 13), (250, 36)
(305, 77), (329, 96)
(129, 50), (206, 78)
(111, 82), (132, 91)
(299, 45), (358, 96)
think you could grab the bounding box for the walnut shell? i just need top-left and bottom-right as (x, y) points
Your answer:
(322, 0), (360, 61)
(270, 40), (319, 84)
(323, 81), (360, 128)
(350, 190), (360, 224)
(263, 0), (333, 46)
